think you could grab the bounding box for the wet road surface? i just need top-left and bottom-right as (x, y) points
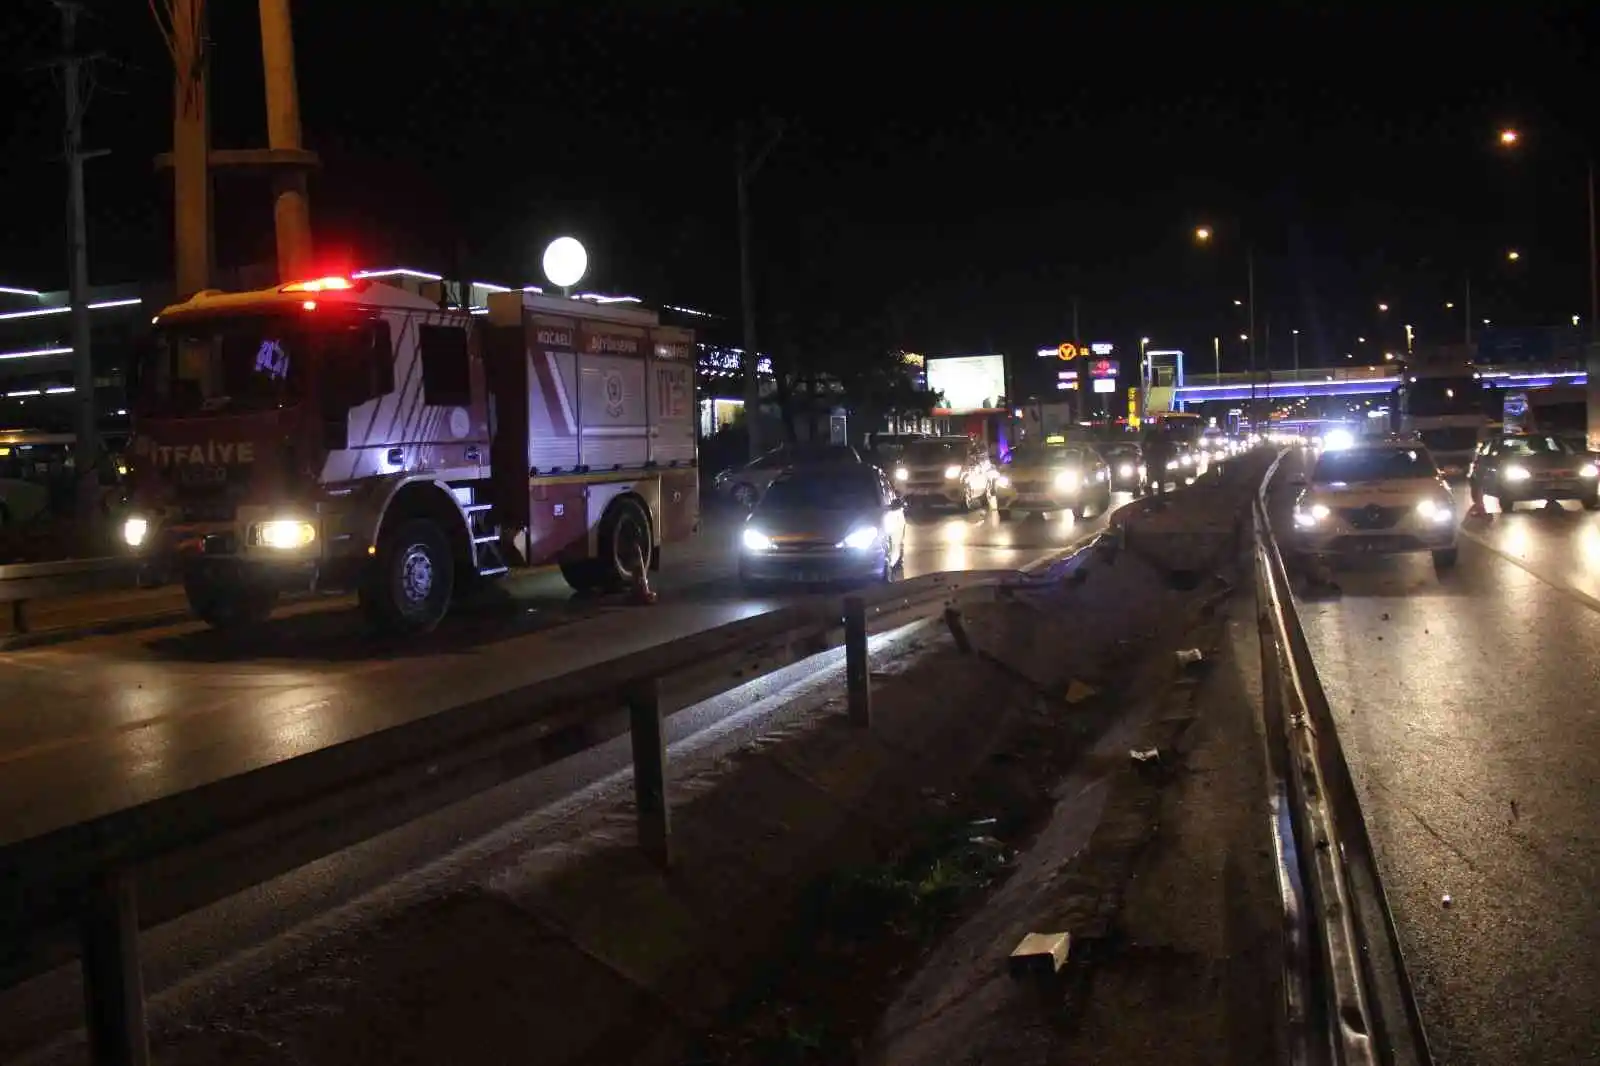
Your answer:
(1274, 451), (1600, 1066)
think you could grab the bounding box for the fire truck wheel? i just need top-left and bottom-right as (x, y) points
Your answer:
(183, 568), (278, 631)
(362, 518), (455, 635)
(599, 498), (653, 590)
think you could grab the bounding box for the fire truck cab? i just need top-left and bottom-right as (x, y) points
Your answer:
(126, 275), (697, 635)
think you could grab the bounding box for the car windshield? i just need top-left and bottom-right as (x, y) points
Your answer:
(760, 473), (880, 510)
(903, 440), (965, 462)
(1314, 447), (1436, 483)
(1497, 436), (1573, 457)
(148, 316), (307, 416)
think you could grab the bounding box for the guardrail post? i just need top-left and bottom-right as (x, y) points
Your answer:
(80, 870), (150, 1066)
(627, 679), (671, 869)
(844, 595), (871, 727)
(10, 599), (27, 634)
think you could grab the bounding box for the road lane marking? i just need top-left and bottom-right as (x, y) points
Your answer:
(1457, 525), (1600, 614)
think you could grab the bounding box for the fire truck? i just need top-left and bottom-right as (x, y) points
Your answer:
(122, 274), (698, 634)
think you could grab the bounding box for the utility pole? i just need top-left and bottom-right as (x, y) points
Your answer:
(736, 121), (783, 459)
(1588, 158), (1597, 344)
(53, 1), (107, 535)
(153, 0), (212, 299)
(259, 0), (312, 280)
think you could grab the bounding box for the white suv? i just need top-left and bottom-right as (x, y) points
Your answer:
(1291, 442), (1459, 574)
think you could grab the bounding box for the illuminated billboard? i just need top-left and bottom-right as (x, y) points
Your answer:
(927, 354), (1006, 413)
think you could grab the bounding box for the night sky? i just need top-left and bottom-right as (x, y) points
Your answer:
(2, 3), (1596, 372)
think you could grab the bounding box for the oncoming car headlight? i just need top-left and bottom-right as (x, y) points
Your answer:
(1415, 498), (1454, 523)
(1118, 463), (1134, 478)
(1581, 463), (1599, 479)
(255, 519), (317, 550)
(742, 527), (774, 552)
(1053, 469), (1079, 491)
(840, 526), (880, 550)
(1503, 465), (1532, 482)
(1293, 502), (1331, 528)
(122, 516), (148, 548)
(894, 467), (909, 482)
(944, 465), (962, 480)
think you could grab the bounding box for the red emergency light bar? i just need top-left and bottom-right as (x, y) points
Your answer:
(280, 276), (355, 294)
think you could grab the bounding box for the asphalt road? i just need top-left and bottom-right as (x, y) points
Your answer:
(1273, 451), (1600, 1066)
(0, 497), (1129, 847)
(0, 494), (1130, 1063)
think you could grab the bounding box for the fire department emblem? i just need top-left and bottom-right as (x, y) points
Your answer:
(603, 370), (625, 418)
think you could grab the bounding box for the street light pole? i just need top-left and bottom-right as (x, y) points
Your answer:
(1292, 328), (1300, 378)
(1247, 246), (1257, 428)
(1588, 156), (1597, 344)
(1212, 335), (1220, 382)
(736, 121), (784, 459)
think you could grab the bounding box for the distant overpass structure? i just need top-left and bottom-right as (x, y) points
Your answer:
(1169, 366), (1586, 407)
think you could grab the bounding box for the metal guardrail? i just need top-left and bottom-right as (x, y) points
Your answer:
(1253, 452), (1433, 1066)
(0, 556), (138, 633)
(0, 562), (1050, 1066)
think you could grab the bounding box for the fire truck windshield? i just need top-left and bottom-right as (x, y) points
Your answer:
(150, 317), (308, 416)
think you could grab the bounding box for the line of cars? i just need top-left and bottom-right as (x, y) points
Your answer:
(1287, 430), (1600, 579)
(712, 435), (1157, 590)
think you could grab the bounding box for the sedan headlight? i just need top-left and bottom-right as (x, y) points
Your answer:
(944, 465), (962, 480)
(122, 516), (148, 548)
(894, 467), (909, 482)
(256, 519), (317, 550)
(1581, 463), (1598, 478)
(1503, 465), (1532, 482)
(840, 526), (881, 550)
(1053, 469), (1079, 490)
(1293, 502), (1331, 528)
(742, 527), (774, 552)
(1415, 498), (1454, 523)
(1118, 463), (1134, 478)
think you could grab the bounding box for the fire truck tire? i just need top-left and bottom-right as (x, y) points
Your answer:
(598, 498), (653, 590)
(361, 518), (455, 635)
(183, 568), (278, 631)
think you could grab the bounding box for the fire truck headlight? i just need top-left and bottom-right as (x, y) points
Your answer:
(1503, 465), (1532, 483)
(122, 516), (148, 548)
(1118, 463), (1134, 478)
(742, 527), (775, 552)
(894, 467), (909, 482)
(256, 519), (318, 550)
(944, 465), (962, 480)
(840, 526), (880, 550)
(1580, 463), (1598, 478)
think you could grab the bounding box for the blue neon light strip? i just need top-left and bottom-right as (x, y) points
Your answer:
(1173, 373), (1585, 403)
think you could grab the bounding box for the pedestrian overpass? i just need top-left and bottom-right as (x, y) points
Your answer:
(1167, 367), (1586, 408)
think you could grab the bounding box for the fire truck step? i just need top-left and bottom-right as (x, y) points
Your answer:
(476, 566), (510, 578)
(463, 503), (494, 513)
(472, 534), (500, 545)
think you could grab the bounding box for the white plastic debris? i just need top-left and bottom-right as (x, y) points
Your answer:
(1442, 894), (1453, 908)
(1175, 648), (1204, 666)
(1130, 747), (1160, 764)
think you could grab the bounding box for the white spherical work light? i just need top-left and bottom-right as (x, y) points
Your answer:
(542, 237), (588, 291)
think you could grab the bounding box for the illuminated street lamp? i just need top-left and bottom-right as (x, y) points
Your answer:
(1195, 227), (1212, 242)
(1378, 302), (1389, 312)
(1507, 249), (1521, 261)
(1498, 126), (1596, 342)
(542, 236), (588, 293)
